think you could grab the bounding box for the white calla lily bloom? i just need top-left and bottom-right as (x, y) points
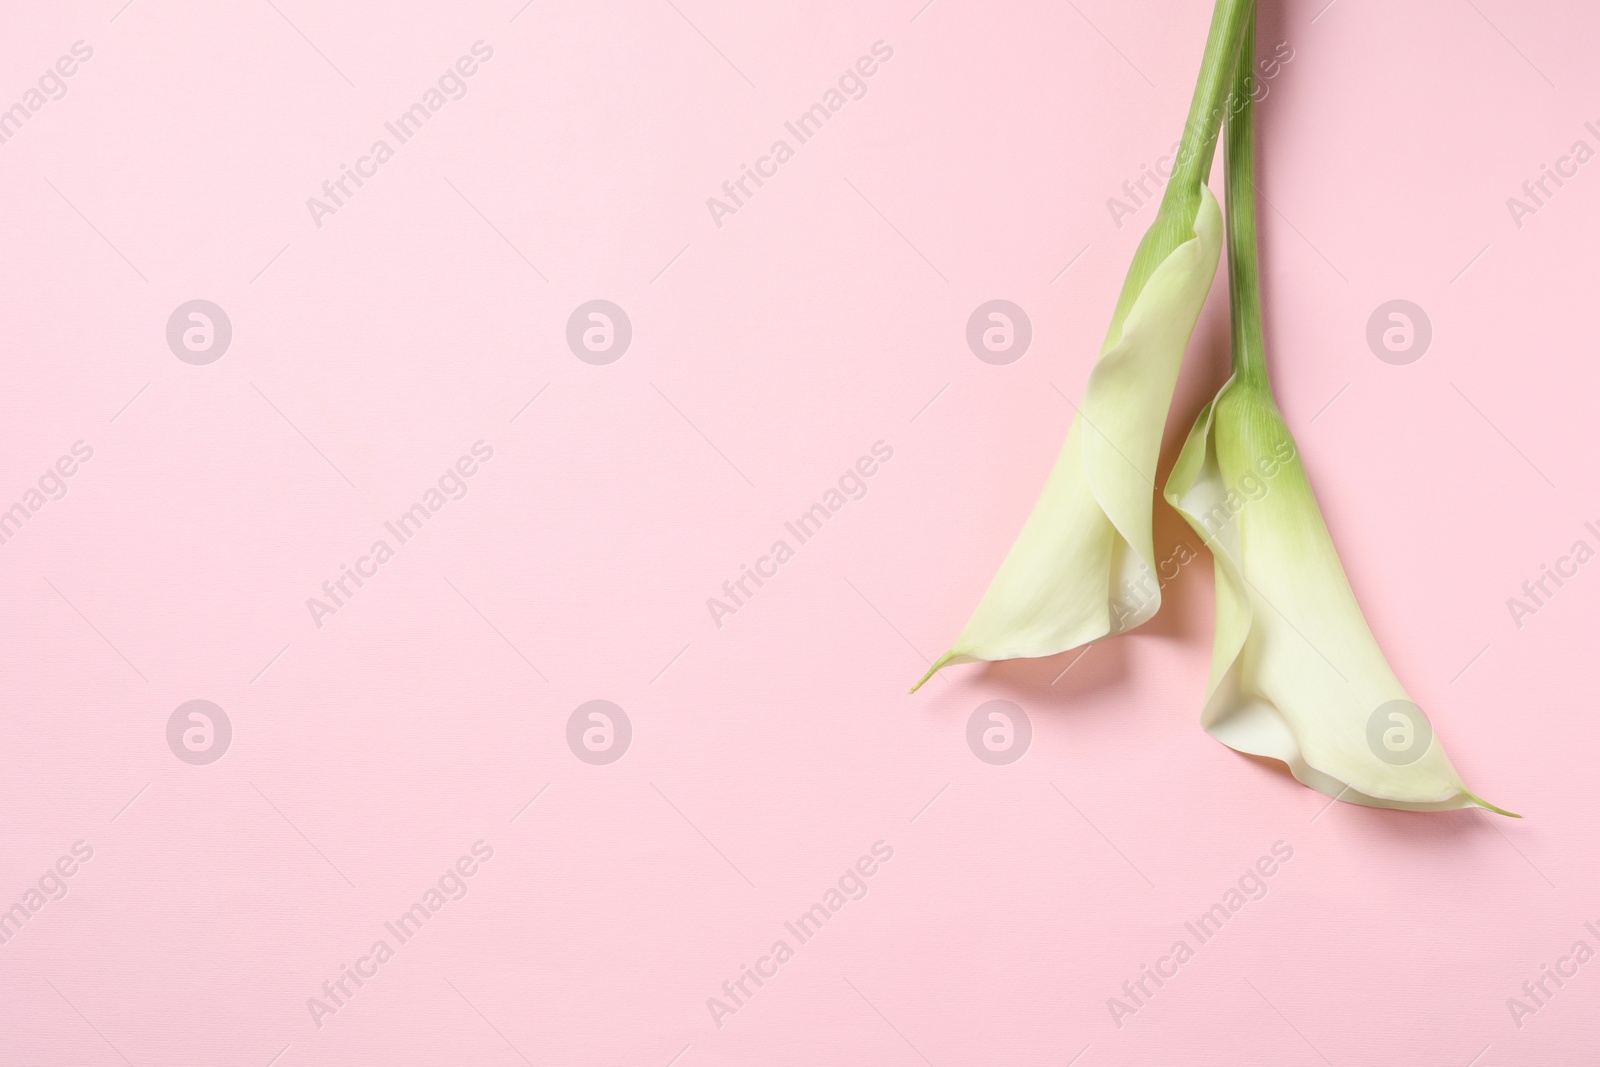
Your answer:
(1162, 12), (1513, 815)
(913, 194), (1223, 691)
(1165, 381), (1510, 813)
(913, 0), (1257, 693)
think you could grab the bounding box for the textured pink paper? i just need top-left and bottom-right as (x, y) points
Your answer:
(2, 1), (1595, 1064)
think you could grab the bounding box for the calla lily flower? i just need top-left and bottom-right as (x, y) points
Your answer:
(1165, 385), (1514, 812)
(913, 0), (1255, 693)
(1163, 16), (1514, 815)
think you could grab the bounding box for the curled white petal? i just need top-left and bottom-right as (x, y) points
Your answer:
(914, 189), (1224, 690)
(1164, 379), (1508, 814)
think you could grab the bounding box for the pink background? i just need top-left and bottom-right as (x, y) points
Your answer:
(2, 0), (1596, 1063)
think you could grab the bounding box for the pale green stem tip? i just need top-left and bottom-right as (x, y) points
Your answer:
(1463, 789), (1522, 819)
(909, 652), (957, 694)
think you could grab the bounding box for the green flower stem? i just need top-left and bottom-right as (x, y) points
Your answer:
(1223, 9), (1269, 387)
(1106, 0), (1257, 340)
(1165, 0), (1258, 200)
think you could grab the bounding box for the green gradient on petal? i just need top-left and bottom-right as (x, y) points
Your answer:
(1163, 9), (1513, 815)
(913, 0), (1254, 691)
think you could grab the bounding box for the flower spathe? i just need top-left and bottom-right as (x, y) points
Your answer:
(911, 0), (1256, 693)
(1162, 9), (1513, 815)
(1165, 379), (1510, 813)
(911, 192), (1223, 691)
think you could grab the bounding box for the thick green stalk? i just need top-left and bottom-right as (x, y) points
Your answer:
(1224, 10), (1270, 387)
(1164, 0), (1257, 201)
(1105, 0), (1256, 340)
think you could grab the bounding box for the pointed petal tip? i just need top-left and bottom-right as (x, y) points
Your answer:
(909, 652), (957, 694)
(1463, 789), (1522, 819)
